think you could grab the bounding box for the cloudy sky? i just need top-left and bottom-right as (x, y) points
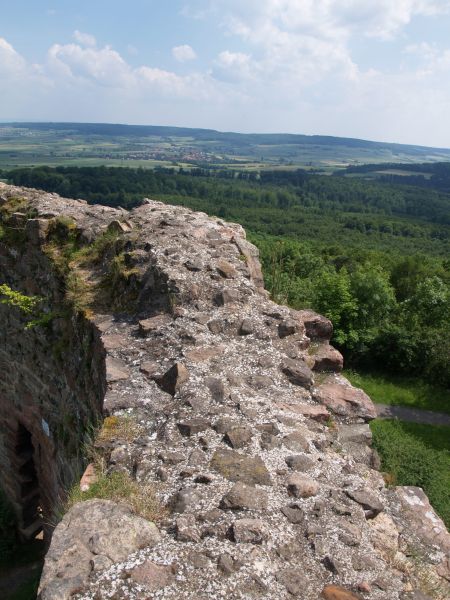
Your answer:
(1, 0), (450, 147)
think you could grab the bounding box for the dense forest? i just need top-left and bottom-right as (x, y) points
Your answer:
(342, 161), (450, 193)
(4, 165), (450, 388)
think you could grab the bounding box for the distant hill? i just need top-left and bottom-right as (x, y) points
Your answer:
(6, 121), (450, 151)
(2, 122), (450, 169)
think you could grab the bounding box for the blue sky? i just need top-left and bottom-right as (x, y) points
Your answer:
(1, 1), (450, 147)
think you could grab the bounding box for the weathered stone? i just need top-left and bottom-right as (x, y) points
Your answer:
(315, 381), (376, 420)
(323, 555), (344, 575)
(105, 357), (130, 382)
(216, 259), (237, 279)
(176, 514), (201, 542)
(214, 288), (240, 306)
(346, 489), (384, 519)
(3, 183), (448, 600)
(220, 482), (268, 511)
(213, 418), (237, 434)
(338, 521), (362, 547)
(90, 554), (112, 572)
(401, 593), (434, 600)
(396, 486), (450, 552)
(312, 343), (344, 372)
(280, 504), (305, 524)
(131, 560), (175, 591)
(79, 463), (97, 492)
(177, 418), (210, 437)
(232, 518), (268, 544)
(39, 500), (160, 599)
(321, 585), (362, 599)
(338, 424), (372, 445)
(139, 361), (160, 378)
(276, 569), (307, 596)
(184, 258), (203, 271)
(188, 551), (211, 569)
(172, 488), (202, 513)
(285, 454), (315, 472)
(246, 374), (273, 389)
(298, 310), (333, 341)
(369, 512), (399, 554)
(210, 449), (272, 486)
(260, 432), (281, 450)
(256, 422), (280, 435)
(283, 431), (310, 452)
(437, 556), (450, 581)
(101, 334), (127, 350)
(278, 319), (299, 338)
(217, 553), (237, 575)
(188, 449), (207, 466)
(276, 541), (302, 560)
(186, 346), (223, 362)
(208, 319), (224, 334)
(107, 219), (133, 234)
(281, 358), (314, 389)
(276, 401), (330, 422)
(239, 318), (254, 335)
(138, 314), (171, 335)
(205, 376), (226, 402)
(159, 362), (189, 395)
(159, 451), (185, 465)
(286, 474), (319, 498)
(224, 426), (253, 448)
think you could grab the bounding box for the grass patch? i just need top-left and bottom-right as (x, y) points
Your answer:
(66, 471), (165, 523)
(65, 414), (165, 524)
(97, 415), (144, 444)
(370, 419), (450, 528)
(345, 370), (450, 415)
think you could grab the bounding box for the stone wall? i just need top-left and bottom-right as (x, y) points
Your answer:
(0, 195), (107, 538)
(0, 183), (448, 600)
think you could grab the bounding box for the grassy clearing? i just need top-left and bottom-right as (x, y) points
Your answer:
(345, 370), (450, 415)
(370, 419), (450, 528)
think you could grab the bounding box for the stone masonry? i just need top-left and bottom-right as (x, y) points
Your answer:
(0, 183), (448, 600)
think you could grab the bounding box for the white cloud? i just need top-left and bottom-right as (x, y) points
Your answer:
(172, 44), (197, 62)
(0, 37), (26, 75)
(3, 0), (450, 147)
(48, 43), (132, 87)
(213, 50), (255, 82)
(73, 30), (97, 48)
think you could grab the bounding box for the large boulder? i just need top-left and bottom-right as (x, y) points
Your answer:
(315, 379), (376, 420)
(38, 500), (161, 600)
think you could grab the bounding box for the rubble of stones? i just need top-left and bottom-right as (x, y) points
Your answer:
(0, 184), (448, 600)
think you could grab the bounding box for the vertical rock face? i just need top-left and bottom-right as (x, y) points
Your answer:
(0, 189), (108, 538)
(0, 183), (448, 600)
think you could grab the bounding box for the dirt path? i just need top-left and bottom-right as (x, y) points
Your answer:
(375, 403), (450, 426)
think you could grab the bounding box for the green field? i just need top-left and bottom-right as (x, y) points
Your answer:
(2, 122), (450, 171)
(345, 371), (450, 415)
